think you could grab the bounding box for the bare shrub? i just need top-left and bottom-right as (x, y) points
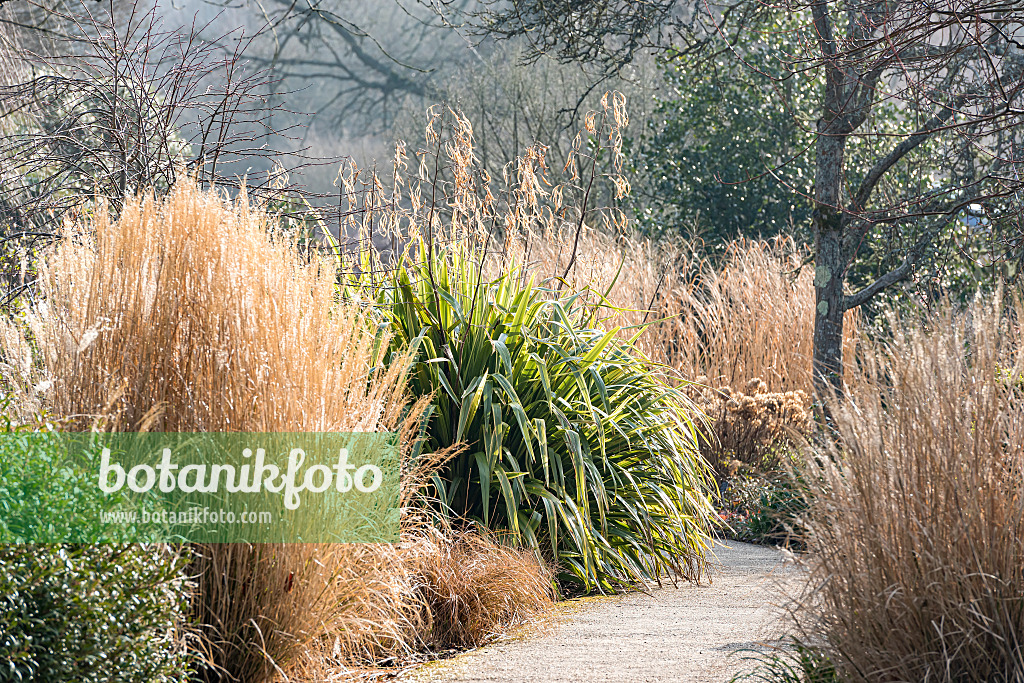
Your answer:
(0, 0), (306, 308)
(800, 291), (1024, 682)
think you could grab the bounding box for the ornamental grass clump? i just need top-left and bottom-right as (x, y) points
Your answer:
(800, 291), (1024, 682)
(29, 181), (409, 434)
(515, 232), (858, 396)
(16, 180), (416, 682)
(6, 180), (553, 681)
(658, 238), (859, 393)
(290, 524), (553, 679)
(405, 528), (555, 649)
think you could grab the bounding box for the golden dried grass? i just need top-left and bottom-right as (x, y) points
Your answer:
(21, 181), (414, 681)
(9, 180), (552, 682)
(292, 526), (554, 681)
(651, 238), (859, 392)
(800, 291), (1024, 681)
(32, 182), (407, 433)
(514, 231), (858, 395)
(513, 231), (844, 469)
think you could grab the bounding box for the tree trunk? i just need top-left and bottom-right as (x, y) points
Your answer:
(812, 225), (846, 398)
(811, 115), (848, 400)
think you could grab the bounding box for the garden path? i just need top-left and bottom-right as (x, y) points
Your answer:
(402, 541), (799, 683)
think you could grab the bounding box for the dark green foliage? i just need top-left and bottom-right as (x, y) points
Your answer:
(0, 544), (193, 683)
(718, 468), (811, 550)
(369, 238), (719, 591)
(0, 416), (193, 682)
(629, 13), (817, 245)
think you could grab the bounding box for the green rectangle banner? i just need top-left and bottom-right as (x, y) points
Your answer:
(0, 432), (400, 543)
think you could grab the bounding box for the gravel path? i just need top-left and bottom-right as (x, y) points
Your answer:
(402, 542), (799, 683)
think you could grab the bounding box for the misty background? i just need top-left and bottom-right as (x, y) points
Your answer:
(138, 0), (663, 199)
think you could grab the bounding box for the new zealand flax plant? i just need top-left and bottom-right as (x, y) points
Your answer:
(364, 235), (718, 591)
(332, 99), (717, 591)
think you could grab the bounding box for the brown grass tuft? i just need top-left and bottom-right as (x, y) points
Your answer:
(511, 231), (848, 471)
(290, 527), (554, 681)
(800, 291), (1024, 681)
(410, 529), (555, 649)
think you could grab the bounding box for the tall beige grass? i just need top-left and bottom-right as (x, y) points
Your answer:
(517, 232), (857, 394)
(25, 181), (415, 681)
(32, 183), (407, 433)
(11, 181), (552, 681)
(654, 239), (859, 392)
(800, 291), (1024, 681)
(514, 232), (845, 469)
